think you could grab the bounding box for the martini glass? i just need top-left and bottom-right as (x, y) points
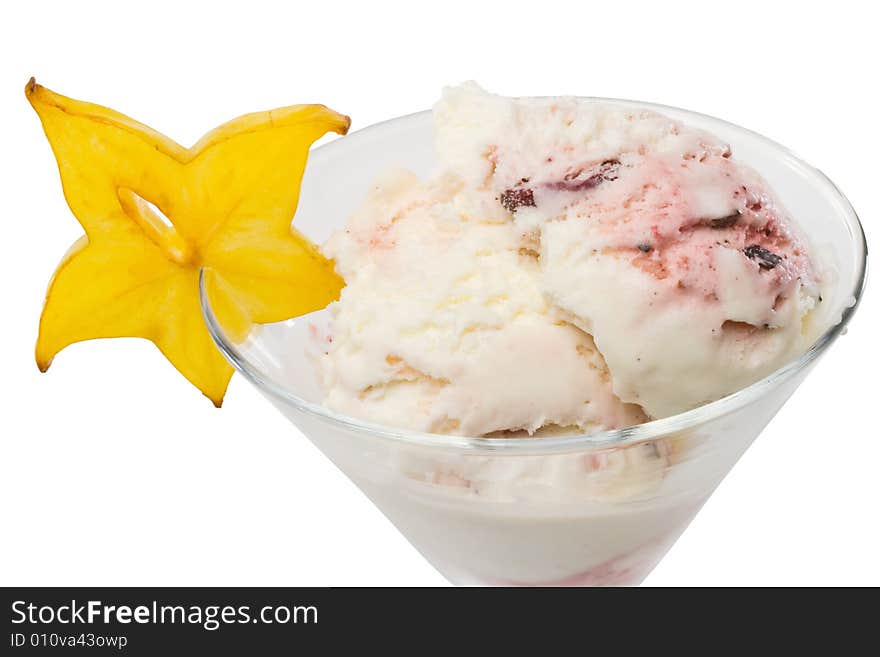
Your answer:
(200, 101), (866, 586)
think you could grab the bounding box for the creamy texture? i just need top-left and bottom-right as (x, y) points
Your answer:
(321, 169), (645, 435)
(319, 83), (820, 431)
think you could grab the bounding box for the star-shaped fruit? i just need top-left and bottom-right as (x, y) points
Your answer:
(26, 79), (349, 406)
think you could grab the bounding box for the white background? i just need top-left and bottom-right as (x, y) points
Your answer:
(1, 0), (877, 586)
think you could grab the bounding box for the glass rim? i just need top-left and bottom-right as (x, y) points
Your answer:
(199, 98), (868, 455)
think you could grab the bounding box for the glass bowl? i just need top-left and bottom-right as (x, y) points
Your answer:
(200, 100), (867, 586)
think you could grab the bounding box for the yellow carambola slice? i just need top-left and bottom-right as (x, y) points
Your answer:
(27, 79), (349, 406)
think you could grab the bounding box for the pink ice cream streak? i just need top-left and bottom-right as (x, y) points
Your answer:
(494, 532), (671, 587)
(497, 150), (814, 299)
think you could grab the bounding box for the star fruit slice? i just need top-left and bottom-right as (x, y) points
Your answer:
(27, 79), (349, 406)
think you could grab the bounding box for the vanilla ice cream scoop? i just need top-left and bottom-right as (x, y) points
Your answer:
(320, 169), (646, 436)
(434, 83), (821, 417)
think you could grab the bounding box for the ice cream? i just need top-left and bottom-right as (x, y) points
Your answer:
(321, 169), (646, 436)
(319, 83), (821, 431)
(276, 83), (859, 588)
